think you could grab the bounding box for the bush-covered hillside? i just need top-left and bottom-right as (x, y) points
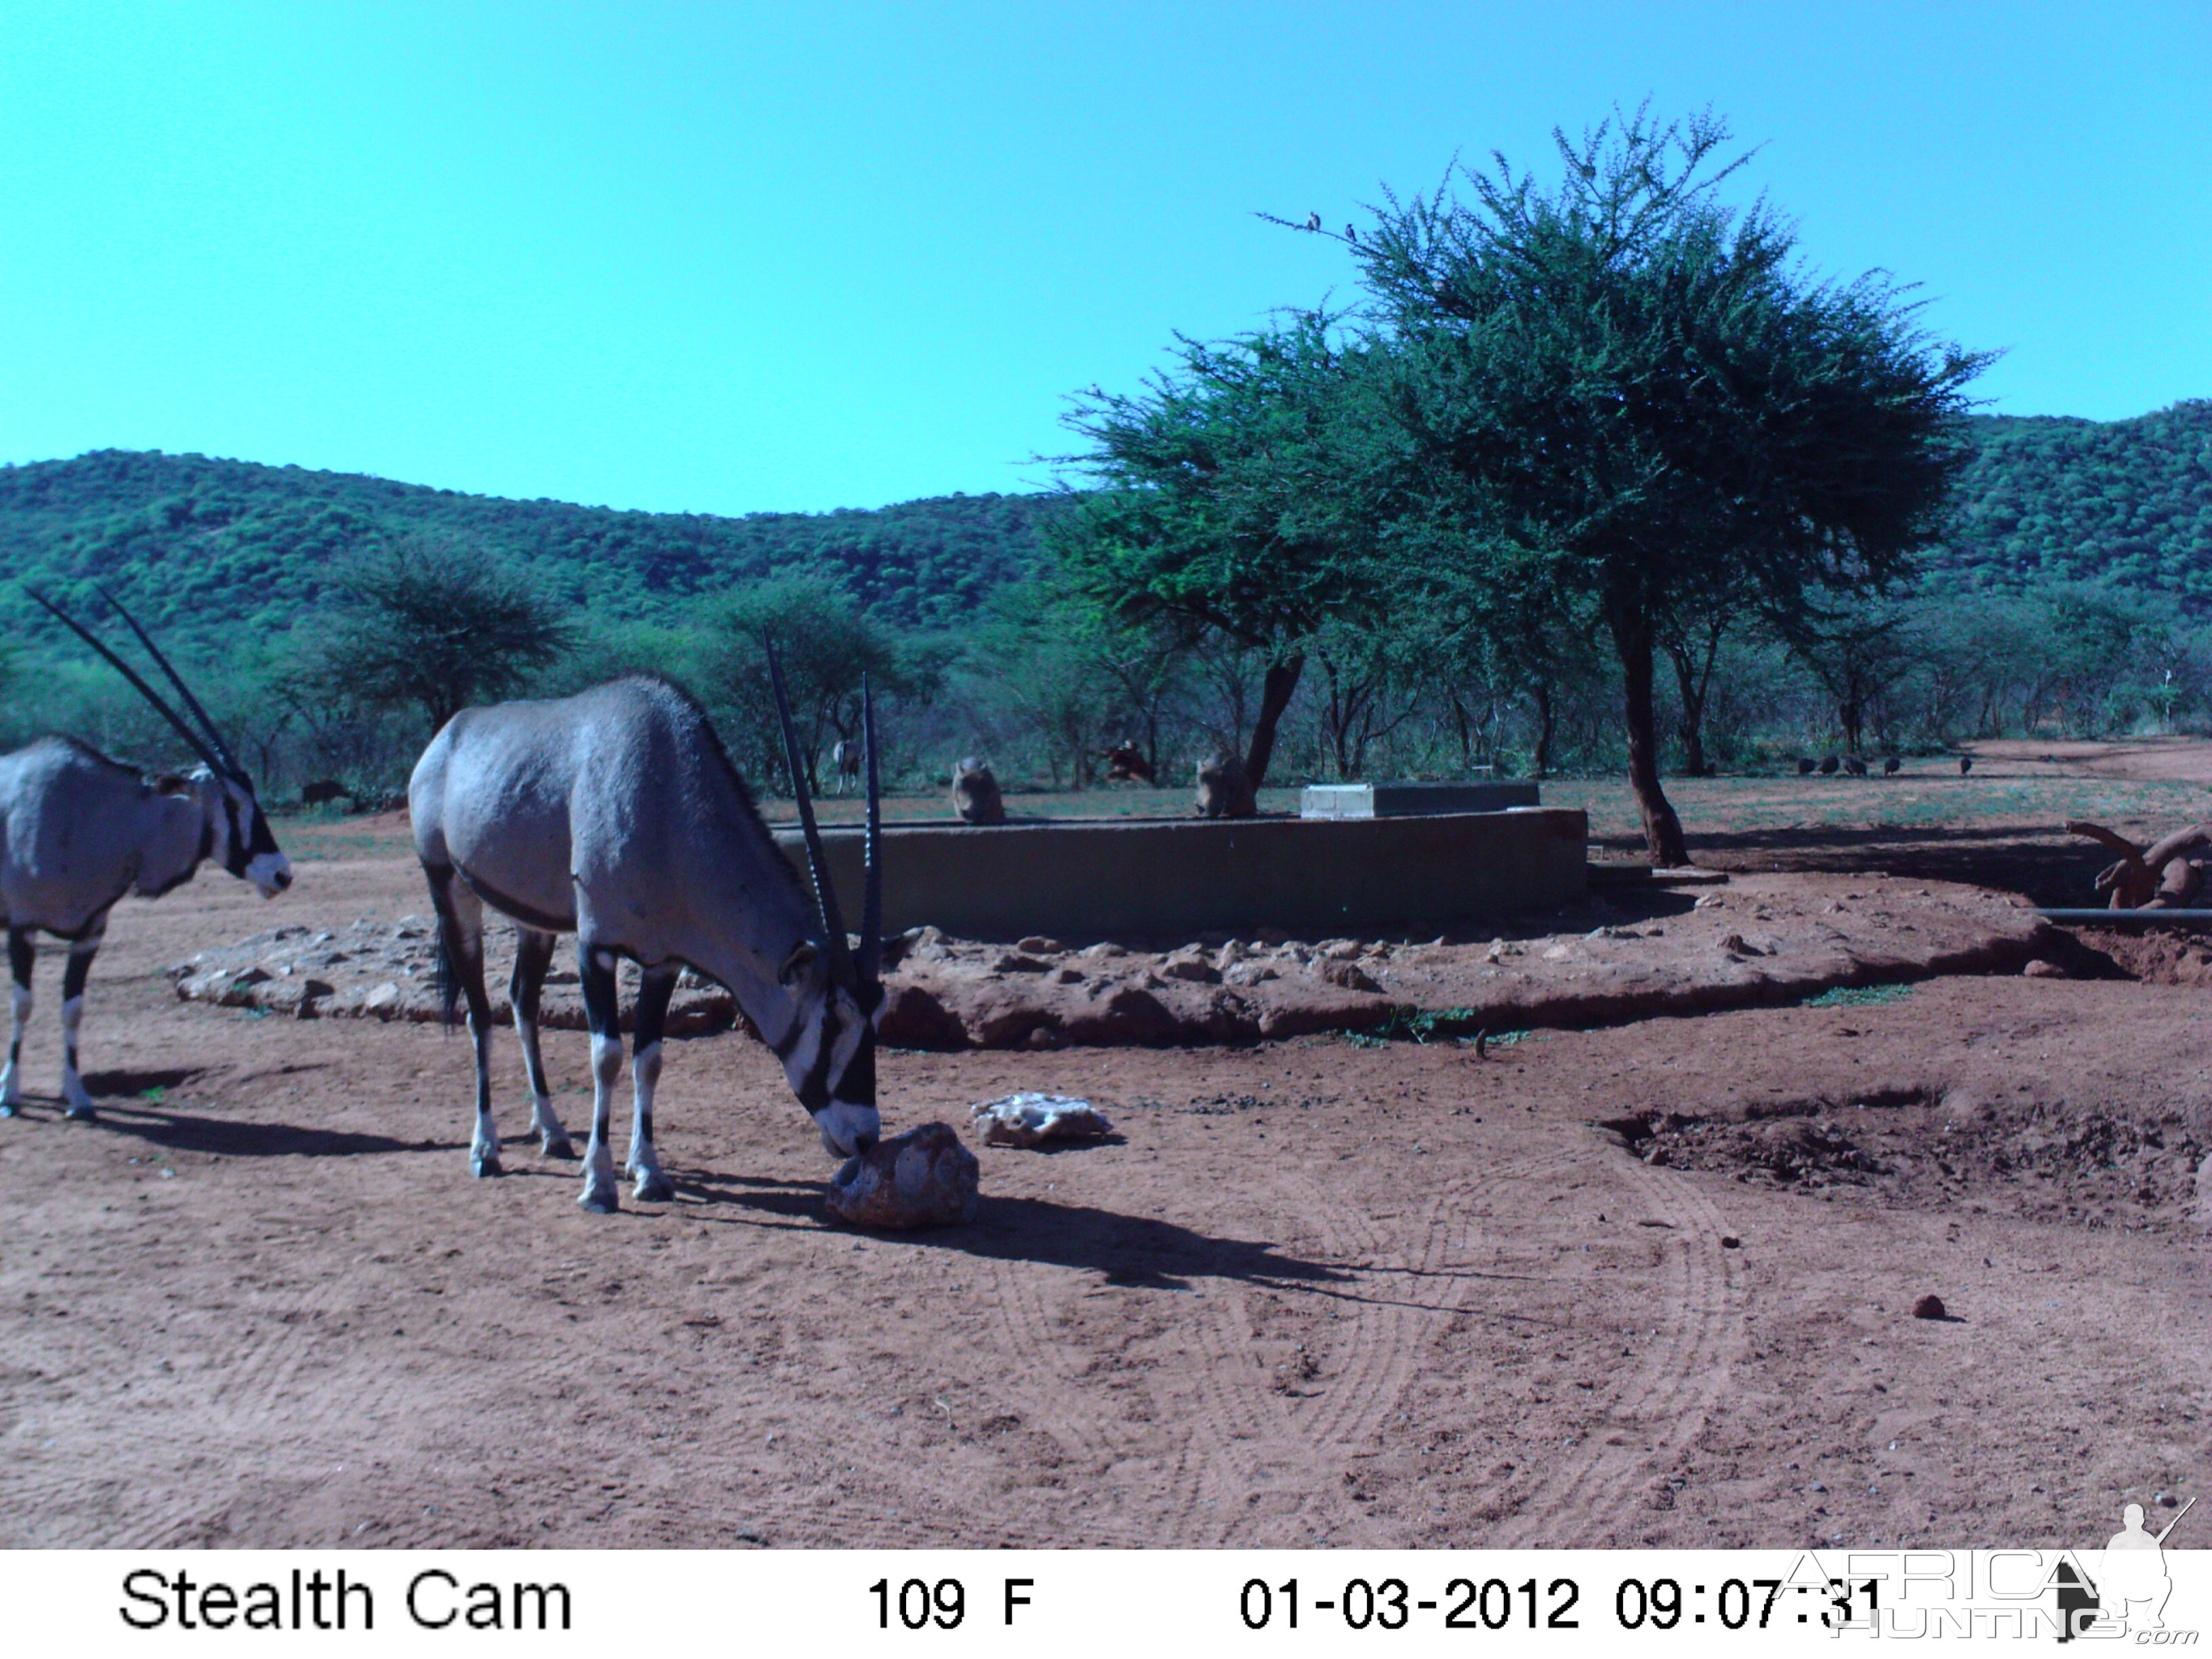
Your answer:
(1926, 399), (2212, 600)
(0, 449), (1068, 655)
(1, 399), (2205, 657)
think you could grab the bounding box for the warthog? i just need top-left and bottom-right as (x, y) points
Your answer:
(300, 778), (352, 808)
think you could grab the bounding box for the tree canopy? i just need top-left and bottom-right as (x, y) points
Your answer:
(310, 539), (577, 734)
(1338, 104), (1990, 861)
(1049, 313), (1395, 792)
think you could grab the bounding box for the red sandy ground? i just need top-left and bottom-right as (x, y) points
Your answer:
(1, 747), (2205, 1550)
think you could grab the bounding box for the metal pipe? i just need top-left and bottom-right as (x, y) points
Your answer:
(2036, 908), (2212, 927)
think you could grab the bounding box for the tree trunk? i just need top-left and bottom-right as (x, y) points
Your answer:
(1243, 653), (1305, 792)
(1609, 602), (1689, 866)
(1664, 621), (1722, 777)
(1530, 679), (1555, 779)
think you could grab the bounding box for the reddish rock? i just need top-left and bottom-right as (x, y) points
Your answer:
(1911, 1294), (1948, 1320)
(826, 1123), (979, 1229)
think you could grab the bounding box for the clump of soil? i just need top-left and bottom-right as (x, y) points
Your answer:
(1614, 1090), (2208, 1231)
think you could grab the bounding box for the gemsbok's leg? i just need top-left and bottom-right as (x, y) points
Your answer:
(1, 928), (32, 1115)
(576, 942), (626, 1214)
(626, 963), (678, 1202)
(426, 868), (504, 1177)
(57, 915), (108, 1119)
(508, 927), (573, 1158)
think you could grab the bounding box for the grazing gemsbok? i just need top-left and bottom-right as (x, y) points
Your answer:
(3, 590), (291, 1118)
(409, 663), (884, 1212)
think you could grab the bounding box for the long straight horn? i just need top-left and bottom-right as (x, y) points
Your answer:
(765, 640), (855, 983)
(857, 674), (884, 983)
(93, 584), (245, 779)
(24, 586), (228, 778)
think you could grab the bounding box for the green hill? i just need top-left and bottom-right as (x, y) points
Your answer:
(2, 400), (2207, 660)
(1926, 398), (2212, 600)
(0, 449), (1069, 655)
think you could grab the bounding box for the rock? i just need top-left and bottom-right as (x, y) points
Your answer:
(826, 1123), (979, 1229)
(990, 952), (1052, 974)
(2022, 958), (2066, 979)
(1321, 961), (1383, 993)
(1720, 1235), (1742, 1248)
(363, 981), (404, 1016)
(1160, 950), (1221, 983)
(1910, 1294), (1948, 1321)
(971, 1092), (1114, 1148)
(1015, 935), (1063, 956)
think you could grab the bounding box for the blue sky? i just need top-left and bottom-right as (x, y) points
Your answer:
(3, 1), (2205, 516)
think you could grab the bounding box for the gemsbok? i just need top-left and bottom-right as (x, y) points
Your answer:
(3, 589), (291, 1118)
(408, 659), (884, 1212)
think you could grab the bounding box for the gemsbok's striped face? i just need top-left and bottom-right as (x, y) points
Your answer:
(201, 768), (291, 898)
(775, 957), (882, 1158)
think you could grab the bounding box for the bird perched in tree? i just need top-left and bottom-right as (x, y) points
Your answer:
(1306, 211), (1320, 232)
(1345, 223), (1358, 243)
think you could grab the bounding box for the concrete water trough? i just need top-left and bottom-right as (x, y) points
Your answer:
(775, 806), (1589, 941)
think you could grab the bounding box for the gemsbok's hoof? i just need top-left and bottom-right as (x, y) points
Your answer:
(470, 1155), (504, 1179)
(64, 1104), (98, 1122)
(577, 1185), (620, 1215)
(633, 1172), (674, 1204)
(0, 1103), (18, 1119)
(541, 1133), (575, 1160)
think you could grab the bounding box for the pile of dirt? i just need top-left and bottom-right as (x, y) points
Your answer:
(1613, 1090), (2211, 1231)
(169, 871), (2060, 1049)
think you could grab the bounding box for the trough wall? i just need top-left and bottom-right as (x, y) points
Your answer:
(775, 807), (1589, 940)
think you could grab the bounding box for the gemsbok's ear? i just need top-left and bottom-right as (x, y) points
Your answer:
(778, 941), (820, 987)
(151, 773), (190, 796)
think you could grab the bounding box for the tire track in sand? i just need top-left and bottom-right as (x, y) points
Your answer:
(1481, 1137), (1747, 1546)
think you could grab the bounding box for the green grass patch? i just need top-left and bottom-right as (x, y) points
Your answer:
(1801, 982), (1916, 1008)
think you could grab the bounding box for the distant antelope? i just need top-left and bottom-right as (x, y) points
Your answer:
(409, 662), (884, 1212)
(300, 778), (351, 808)
(5, 590), (291, 1119)
(951, 757), (1004, 824)
(829, 738), (862, 796)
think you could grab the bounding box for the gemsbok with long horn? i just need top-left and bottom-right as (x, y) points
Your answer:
(408, 656), (884, 1212)
(3, 588), (292, 1119)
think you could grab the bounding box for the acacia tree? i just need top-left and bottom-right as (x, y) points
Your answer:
(689, 571), (913, 793)
(1334, 104), (1989, 863)
(317, 538), (575, 734)
(1052, 313), (1391, 798)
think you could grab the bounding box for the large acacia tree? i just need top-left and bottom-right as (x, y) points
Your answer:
(1338, 105), (1989, 863)
(1051, 312), (1393, 796)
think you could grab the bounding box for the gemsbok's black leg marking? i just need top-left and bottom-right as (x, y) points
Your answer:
(577, 943), (625, 1214)
(508, 927), (572, 1158)
(427, 863), (504, 1177)
(58, 915), (106, 1118)
(1, 928), (33, 1115)
(627, 963), (679, 1202)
